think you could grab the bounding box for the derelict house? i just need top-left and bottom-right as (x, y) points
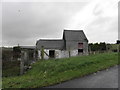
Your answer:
(36, 30), (88, 59)
(13, 46), (37, 64)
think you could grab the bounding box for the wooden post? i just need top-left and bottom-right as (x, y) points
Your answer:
(117, 44), (120, 53)
(89, 45), (91, 54)
(34, 48), (38, 61)
(44, 51), (49, 57)
(41, 46), (44, 60)
(68, 46), (71, 57)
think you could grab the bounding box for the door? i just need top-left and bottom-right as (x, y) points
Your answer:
(78, 43), (83, 54)
(49, 50), (55, 58)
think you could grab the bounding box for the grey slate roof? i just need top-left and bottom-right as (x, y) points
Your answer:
(36, 39), (64, 50)
(19, 46), (36, 49)
(36, 30), (88, 50)
(63, 30), (88, 42)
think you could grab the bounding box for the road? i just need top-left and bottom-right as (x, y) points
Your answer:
(47, 65), (118, 88)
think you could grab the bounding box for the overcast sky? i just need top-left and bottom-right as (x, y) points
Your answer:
(1, 0), (119, 47)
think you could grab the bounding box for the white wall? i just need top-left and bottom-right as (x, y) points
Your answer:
(59, 50), (69, 58)
(44, 49), (49, 59)
(70, 49), (78, 56)
(38, 49), (79, 60)
(38, 49), (49, 60)
(38, 50), (41, 59)
(55, 50), (61, 58)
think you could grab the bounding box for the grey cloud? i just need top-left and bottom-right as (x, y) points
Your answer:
(2, 2), (87, 46)
(85, 16), (117, 43)
(93, 4), (103, 16)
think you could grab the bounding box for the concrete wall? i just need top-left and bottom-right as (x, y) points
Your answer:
(21, 50), (36, 65)
(66, 41), (88, 55)
(70, 49), (78, 56)
(37, 40), (89, 60)
(66, 41), (79, 50)
(83, 41), (89, 55)
(66, 40), (88, 55)
(38, 49), (79, 60)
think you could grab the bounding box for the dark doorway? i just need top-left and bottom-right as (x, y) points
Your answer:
(49, 50), (55, 58)
(78, 49), (83, 54)
(78, 43), (83, 55)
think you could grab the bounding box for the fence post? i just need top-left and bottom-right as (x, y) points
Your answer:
(68, 46), (71, 57)
(35, 49), (38, 61)
(41, 46), (44, 60)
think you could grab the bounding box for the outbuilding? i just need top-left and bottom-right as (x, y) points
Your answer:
(36, 30), (88, 59)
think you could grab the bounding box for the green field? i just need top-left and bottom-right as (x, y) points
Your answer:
(2, 52), (118, 88)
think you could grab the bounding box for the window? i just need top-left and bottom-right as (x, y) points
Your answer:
(78, 43), (83, 49)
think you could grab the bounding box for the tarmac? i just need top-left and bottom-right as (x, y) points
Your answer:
(47, 65), (119, 88)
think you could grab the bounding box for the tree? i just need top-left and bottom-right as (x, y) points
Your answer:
(89, 42), (107, 52)
(99, 42), (106, 51)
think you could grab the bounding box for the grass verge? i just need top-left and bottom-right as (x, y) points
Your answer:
(2, 52), (118, 88)
(2, 61), (20, 77)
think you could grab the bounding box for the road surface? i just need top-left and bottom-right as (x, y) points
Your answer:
(47, 65), (118, 88)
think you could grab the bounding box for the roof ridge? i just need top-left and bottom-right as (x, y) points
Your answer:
(64, 30), (83, 32)
(38, 39), (63, 41)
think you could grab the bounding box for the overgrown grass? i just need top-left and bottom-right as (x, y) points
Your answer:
(2, 52), (118, 88)
(2, 61), (20, 77)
